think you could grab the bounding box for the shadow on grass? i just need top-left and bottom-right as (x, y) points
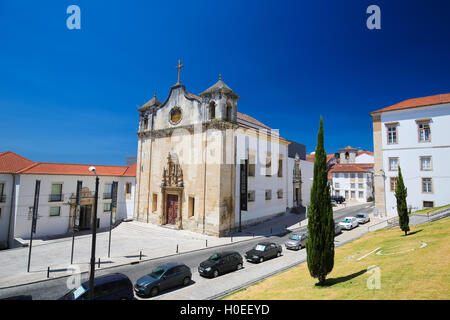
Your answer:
(406, 229), (423, 236)
(315, 269), (367, 287)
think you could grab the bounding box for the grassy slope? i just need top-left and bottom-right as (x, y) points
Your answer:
(224, 218), (450, 300)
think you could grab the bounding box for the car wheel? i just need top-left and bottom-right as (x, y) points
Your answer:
(149, 287), (158, 297)
(213, 270), (219, 278)
(259, 257), (264, 263)
(276, 251), (281, 257)
(236, 263), (243, 270)
(182, 276), (191, 286)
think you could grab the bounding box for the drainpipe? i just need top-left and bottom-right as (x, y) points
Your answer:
(7, 174), (16, 248)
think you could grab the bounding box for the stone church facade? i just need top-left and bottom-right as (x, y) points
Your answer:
(134, 63), (311, 236)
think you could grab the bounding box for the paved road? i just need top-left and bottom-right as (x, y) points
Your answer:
(0, 203), (373, 300)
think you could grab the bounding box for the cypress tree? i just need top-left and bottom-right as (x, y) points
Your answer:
(306, 117), (335, 285)
(395, 166), (410, 235)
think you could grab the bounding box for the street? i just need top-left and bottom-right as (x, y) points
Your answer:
(0, 203), (374, 300)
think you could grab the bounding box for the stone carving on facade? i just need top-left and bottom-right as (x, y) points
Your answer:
(161, 153), (184, 188)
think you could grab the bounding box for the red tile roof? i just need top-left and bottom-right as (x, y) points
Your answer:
(370, 93), (450, 115)
(237, 112), (271, 130)
(306, 154), (336, 163)
(0, 151), (35, 173)
(329, 164), (371, 173)
(357, 150), (374, 156)
(17, 162), (136, 177)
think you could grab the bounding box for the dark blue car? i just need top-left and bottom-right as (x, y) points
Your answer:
(134, 262), (192, 297)
(60, 273), (134, 300)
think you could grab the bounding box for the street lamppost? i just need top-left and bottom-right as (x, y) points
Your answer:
(88, 166), (99, 300)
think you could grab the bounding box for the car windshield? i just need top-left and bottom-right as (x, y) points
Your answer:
(148, 267), (165, 279)
(254, 244), (266, 251)
(208, 253), (221, 262)
(356, 214), (365, 218)
(342, 219), (351, 223)
(65, 284), (87, 300)
(289, 235), (301, 240)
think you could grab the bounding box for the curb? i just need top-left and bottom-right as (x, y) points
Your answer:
(0, 225), (307, 290)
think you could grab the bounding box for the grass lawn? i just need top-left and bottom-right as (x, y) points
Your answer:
(224, 217), (450, 300)
(412, 204), (450, 215)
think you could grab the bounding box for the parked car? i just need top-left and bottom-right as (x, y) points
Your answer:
(338, 216), (359, 230)
(59, 273), (133, 300)
(285, 232), (308, 250)
(134, 262), (192, 297)
(245, 242), (282, 263)
(331, 196), (345, 204)
(334, 222), (342, 235)
(331, 200), (337, 207)
(355, 213), (370, 224)
(198, 251), (243, 278)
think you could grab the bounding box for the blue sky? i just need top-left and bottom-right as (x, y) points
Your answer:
(1, 0), (449, 165)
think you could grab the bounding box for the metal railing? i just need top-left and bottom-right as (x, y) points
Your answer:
(0, 195), (6, 203)
(103, 192), (112, 200)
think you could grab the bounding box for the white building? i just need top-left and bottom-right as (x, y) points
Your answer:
(370, 93), (450, 217)
(0, 151), (136, 249)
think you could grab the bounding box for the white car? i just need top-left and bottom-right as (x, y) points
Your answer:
(339, 217), (358, 230)
(355, 213), (370, 224)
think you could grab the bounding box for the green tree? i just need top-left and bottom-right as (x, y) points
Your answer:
(306, 117), (335, 285)
(395, 166), (410, 235)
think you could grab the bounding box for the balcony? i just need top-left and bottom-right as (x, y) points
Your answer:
(0, 195), (6, 203)
(103, 192), (112, 200)
(49, 194), (63, 202)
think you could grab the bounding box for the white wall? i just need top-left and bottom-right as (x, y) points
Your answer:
(355, 153), (374, 164)
(0, 173), (14, 248)
(13, 174), (135, 239)
(300, 159), (314, 207)
(381, 103), (450, 216)
(331, 172), (373, 202)
(234, 130), (289, 226)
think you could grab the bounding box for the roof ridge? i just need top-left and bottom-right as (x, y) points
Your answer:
(17, 162), (40, 173)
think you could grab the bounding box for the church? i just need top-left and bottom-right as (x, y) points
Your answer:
(134, 61), (313, 236)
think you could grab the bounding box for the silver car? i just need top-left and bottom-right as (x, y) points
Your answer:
(355, 213), (370, 224)
(285, 232), (307, 250)
(339, 216), (359, 230)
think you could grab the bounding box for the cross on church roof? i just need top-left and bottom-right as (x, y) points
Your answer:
(176, 60), (184, 84)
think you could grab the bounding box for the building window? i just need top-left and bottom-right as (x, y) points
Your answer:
(152, 194), (158, 212)
(226, 102), (232, 121)
(104, 183), (112, 199)
(358, 191), (364, 198)
(420, 156), (432, 171)
(387, 124), (398, 144)
(248, 153), (255, 177)
(390, 177), (398, 192)
(143, 117), (148, 130)
(277, 158), (283, 177)
(358, 173), (363, 179)
(422, 178), (432, 193)
(49, 184), (63, 202)
(350, 183), (355, 189)
(423, 201), (434, 208)
(265, 190), (272, 200)
(389, 157), (399, 171)
(350, 173), (355, 179)
(248, 190), (255, 202)
(417, 121), (431, 142)
(0, 183), (5, 202)
(49, 207), (61, 217)
(335, 190), (340, 197)
(335, 183), (340, 188)
(277, 189), (283, 199)
(345, 152), (350, 160)
(126, 183), (132, 195)
(188, 197), (195, 217)
(103, 203), (112, 212)
(358, 183), (363, 189)
(265, 154), (272, 177)
(351, 191), (355, 199)
(344, 173), (349, 178)
(209, 101), (216, 120)
(345, 190), (349, 199)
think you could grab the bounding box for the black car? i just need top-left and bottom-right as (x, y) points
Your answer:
(331, 196), (345, 204)
(198, 251), (243, 278)
(59, 273), (134, 300)
(134, 262), (192, 297)
(245, 242), (282, 263)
